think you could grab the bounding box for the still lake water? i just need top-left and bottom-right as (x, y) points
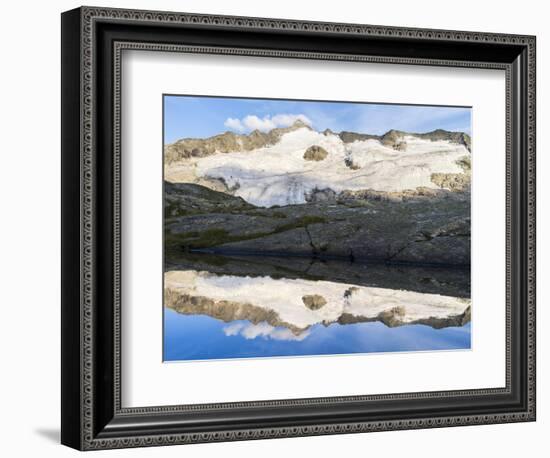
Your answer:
(163, 254), (471, 362)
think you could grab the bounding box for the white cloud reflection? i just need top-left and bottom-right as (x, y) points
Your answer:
(224, 322), (310, 341)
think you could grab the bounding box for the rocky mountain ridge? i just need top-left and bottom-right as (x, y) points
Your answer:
(165, 120), (471, 163)
(165, 119), (313, 163)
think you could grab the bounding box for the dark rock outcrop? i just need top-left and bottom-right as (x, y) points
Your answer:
(302, 294), (327, 310)
(303, 145), (328, 161)
(164, 181), (253, 218)
(339, 131), (379, 143)
(305, 188), (338, 202)
(165, 182), (470, 266)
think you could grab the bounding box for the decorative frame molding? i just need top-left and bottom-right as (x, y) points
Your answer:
(61, 6), (536, 450)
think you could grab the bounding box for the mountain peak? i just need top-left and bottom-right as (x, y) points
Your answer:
(291, 119), (310, 129)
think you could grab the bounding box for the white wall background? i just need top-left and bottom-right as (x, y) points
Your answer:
(0, 0), (545, 456)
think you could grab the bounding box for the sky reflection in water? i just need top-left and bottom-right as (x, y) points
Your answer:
(164, 308), (471, 362)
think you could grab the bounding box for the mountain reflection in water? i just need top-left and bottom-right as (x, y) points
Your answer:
(163, 253), (471, 361)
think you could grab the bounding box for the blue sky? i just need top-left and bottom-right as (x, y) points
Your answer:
(164, 95), (471, 144)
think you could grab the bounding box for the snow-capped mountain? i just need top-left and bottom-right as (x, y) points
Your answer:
(164, 121), (471, 208)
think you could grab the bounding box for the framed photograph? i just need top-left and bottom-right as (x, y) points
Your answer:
(61, 6), (536, 450)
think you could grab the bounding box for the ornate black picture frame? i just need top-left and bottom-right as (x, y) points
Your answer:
(61, 6), (536, 450)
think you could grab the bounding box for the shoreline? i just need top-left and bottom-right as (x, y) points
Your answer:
(184, 247), (471, 270)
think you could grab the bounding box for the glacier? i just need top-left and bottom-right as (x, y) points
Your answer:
(188, 128), (469, 207)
